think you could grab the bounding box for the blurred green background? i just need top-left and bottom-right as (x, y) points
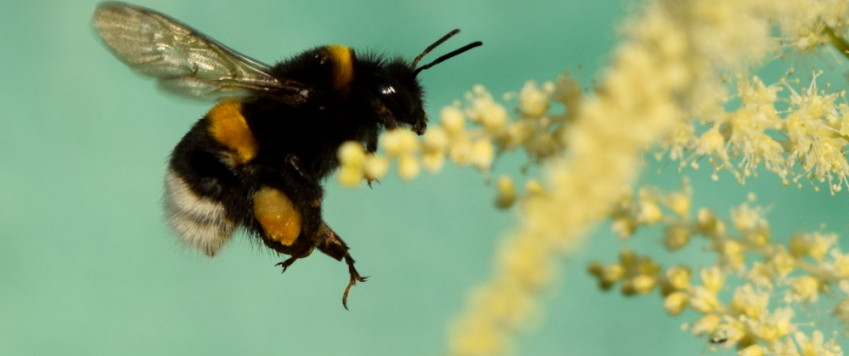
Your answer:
(2, 0), (847, 355)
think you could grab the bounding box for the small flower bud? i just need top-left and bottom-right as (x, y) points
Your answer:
(629, 275), (658, 294)
(525, 179), (546, 196)
(440, 106), (466, 135)
(602, 264), (625, 283)
(398, 154), (421, 181)
(697, 208), (719, 234)
(381, 129), (420, 157)
(518, 80), (551, 118)
(690, 287), (720, 313)
(479, 103), (508, 132)
(636, 200), (663, 225)
(502, 121), (534, 148)
(470, 139), (494, 171)
(619, 249), (637, 269)
(337, 141), (366, 167)
(665, 191), (691, 217)
(789, 275), (819, 303)
(768, 252), (794, 278)
(448, 138), (472, 165)
(612, 216), (637, 238)
(422, 151), (446, 172)
(337, 165), (363, 187)
(690, 314), (721, 335)
(495, 176), (516, 209)
(587, 261), (604, 278)
(789, 233), (810, 258)
(664, 223), (692, 250)
(422, 126), (449, 152)
(743, 225), (771, 246)
(363, 155), (389, 181)
(665, 265), (692, 291)
(664, 292), (689, 315)
(701, 267), (725, 294)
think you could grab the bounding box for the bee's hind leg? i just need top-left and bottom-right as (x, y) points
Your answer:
(268, 234), (315, 274)
(340, 252), (368, 309)
(314, 223), (368, 310)
(275, 255), (299, 273)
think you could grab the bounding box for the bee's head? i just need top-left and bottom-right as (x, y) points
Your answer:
(373, 30), (481, 135)
(375, 61), (426, 134)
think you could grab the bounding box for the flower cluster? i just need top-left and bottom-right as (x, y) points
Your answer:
(658, 73), (849, 194)
(337, 78), (580, 202)
(648, 0), (849, 194)
(330, 0), (849, 354)
(590, 182), (848, 355)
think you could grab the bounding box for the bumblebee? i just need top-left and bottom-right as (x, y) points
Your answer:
(92, 2), (481, 308)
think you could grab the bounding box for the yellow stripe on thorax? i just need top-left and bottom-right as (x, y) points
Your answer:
(253, 187), (302, 246)
(326, 45), (354, 90)
(206, 101), (257, 164)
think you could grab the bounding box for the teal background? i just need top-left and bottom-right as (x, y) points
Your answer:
(2, 0), (847, 355)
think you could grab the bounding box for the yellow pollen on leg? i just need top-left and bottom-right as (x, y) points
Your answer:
(253, 187), (302, 246)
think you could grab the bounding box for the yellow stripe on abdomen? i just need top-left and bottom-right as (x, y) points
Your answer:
(207, 101), (258, 164)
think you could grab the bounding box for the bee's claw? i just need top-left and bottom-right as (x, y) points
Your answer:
(341, 253), (367, 310)
(275, 256), (298, 273)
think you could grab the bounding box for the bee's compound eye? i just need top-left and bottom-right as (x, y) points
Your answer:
(380, 85), (396, 95)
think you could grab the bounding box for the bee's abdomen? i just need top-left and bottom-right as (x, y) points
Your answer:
(164, 108), (254, 256)
(164, 169), (236, 256)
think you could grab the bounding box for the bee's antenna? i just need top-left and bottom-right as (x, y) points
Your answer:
(413, 40), (482, 76)
(411, 29), (461, 69)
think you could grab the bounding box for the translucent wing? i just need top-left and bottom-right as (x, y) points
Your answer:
(92, 2), (310, 104)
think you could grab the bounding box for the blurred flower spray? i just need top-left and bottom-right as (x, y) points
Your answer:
(338, 0), (849, 354)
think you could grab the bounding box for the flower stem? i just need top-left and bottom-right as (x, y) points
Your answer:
(823, 26), (849, 60)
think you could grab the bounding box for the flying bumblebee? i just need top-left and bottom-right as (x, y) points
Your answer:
(92, 1), (481, 308)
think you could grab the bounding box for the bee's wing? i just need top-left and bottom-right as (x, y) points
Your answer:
(93, 2), (310, 104)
